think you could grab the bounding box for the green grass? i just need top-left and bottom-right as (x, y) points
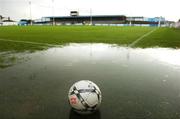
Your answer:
(0, 26), (154, 52)
(136, 28), (180, 48)
(0, 26), (180, 53)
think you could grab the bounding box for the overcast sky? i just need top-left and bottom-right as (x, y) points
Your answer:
(0, 0), (179, 21)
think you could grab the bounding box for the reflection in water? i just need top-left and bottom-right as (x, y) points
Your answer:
(0, 52), (29, 68)
(0, 43), (180, 119)
(1, 43), (180, 69)
(141, 48), (180, 66)
(69, 109), (101, 119)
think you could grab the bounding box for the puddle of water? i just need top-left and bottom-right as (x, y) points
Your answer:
(0, 43), (180, 119)
(0, 52), (31, 68)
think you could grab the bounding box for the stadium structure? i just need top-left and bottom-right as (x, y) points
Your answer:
(1, 11), (173, 27)
(31, 11), (167, 26)
(43, 15), (126, 25)
(0, 15), (17, 26)
(175, 19), (180, 28)
(126, 16), (166, 26)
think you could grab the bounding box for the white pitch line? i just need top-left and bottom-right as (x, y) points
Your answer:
(128, 28), (158, 47)
(0, 38), (62, 47)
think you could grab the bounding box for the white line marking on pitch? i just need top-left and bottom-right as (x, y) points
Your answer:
(129, 28), (158, 47)
(0, 38), (62, 47)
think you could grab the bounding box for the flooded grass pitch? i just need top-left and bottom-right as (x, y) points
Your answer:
(0, 43), (180, 119)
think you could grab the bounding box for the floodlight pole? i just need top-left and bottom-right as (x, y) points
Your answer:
(90, 8), (92, 25)
(29, 1), (32, 25)
(158, 16), (161, 27)
(52, 0), (55, 26)
(129, 17), (132, 26)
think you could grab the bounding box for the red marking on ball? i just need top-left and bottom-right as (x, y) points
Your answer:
(70, 96), (77, 104)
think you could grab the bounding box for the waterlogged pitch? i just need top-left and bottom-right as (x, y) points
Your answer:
(0, 26), (180, 119)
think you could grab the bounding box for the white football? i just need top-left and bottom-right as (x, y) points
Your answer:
(68, 80), (102, 114)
